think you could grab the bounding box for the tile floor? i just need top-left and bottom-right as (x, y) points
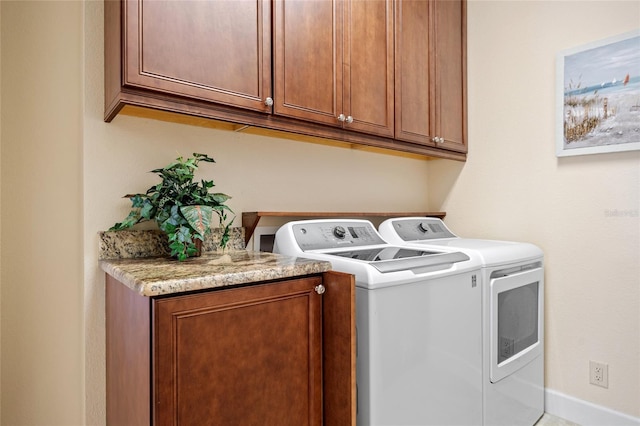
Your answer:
(536, 413), (581, 426)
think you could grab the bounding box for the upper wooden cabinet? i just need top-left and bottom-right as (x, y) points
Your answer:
(273, 0), (394, 138)
(105, 0), (467, 160)
(395, 0), (467, 152)
(105, 0), (272, 118)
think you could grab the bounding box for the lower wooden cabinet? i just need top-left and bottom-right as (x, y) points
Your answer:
(106, 272), (355, 425)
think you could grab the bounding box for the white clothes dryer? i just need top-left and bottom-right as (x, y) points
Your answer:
(379, 217), (544, 426)
(274, 219), (483, 426)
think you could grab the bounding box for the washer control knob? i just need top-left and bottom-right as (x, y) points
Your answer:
(333, 226), (347, 239)
(418, 222), (430, 233)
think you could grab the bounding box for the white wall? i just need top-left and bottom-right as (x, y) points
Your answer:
(1, 0), (639, 424)
(430, 0), (640, 419)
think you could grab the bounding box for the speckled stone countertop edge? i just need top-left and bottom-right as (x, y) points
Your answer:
(100, 250), (332, 297)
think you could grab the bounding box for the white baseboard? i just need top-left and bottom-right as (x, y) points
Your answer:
(545, 388), (640, 426)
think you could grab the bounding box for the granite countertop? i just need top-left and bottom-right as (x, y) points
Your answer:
(100, 250), (332, 297)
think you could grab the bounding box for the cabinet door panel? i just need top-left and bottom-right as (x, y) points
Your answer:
(274, 0), (342, 126)
(322, 271), (356, 426)
(346, 0), (394, 137)
(433, 0), (466, 152)
(394, 0), (432, 144)
(125, 0), (271, 112)
(395, 0), (466, 152)
(153, 277), (322, 426)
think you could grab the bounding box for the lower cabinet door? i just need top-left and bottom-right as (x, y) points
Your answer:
(152, 277), (323, 426)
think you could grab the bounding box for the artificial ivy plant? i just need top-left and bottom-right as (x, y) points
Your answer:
(110, 153), (233, 261)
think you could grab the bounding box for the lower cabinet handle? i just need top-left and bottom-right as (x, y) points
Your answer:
(315, 285), (326, 295)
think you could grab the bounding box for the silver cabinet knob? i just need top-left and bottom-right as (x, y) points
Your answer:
(432, 136), (445, 144)
(345, 115), (354, 124)
(337, 114), (346, 122)
(315, 284), (326, 295)
(264, 97), (274, 107)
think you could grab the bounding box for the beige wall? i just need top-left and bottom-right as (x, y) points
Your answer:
(0, 1), (84, 424)
(82, 1), (431, 424)
(430, 0), (640, 419)
(0, 2), (2, 421)
(1, 0), (638, 424)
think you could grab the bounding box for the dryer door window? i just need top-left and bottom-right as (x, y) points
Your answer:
(490, 265), (544, 383)
(498, 281), (538, 363)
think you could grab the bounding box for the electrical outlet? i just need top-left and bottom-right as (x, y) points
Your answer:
(589, 361), (609, 388)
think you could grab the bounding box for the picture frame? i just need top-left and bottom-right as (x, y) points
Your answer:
(556, 30), (640, 157)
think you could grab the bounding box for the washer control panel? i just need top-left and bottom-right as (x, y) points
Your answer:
(292, 221), (386, 251)
(390, 218), (457, 241)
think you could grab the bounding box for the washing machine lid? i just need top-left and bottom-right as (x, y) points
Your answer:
(329, 246), (470, 273)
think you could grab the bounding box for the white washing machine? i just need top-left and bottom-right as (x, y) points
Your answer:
(379, 217), (544, 426)
(274, 219), (483, 426)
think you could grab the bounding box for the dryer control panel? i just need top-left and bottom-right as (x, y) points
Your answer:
(388, 218), (457, 241)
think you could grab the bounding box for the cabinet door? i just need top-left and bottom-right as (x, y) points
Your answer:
(274, 0), (393, 137)
(344, 0), (394, 138)
(432, 0), (467, 152)
(394, 0), (432, 144)
(322, 271), (356, 426)
(124, 0), (272, 112)
(153, 277), (323, 426)
(395, 0), (466, 152)
(274, 0), (343, 126)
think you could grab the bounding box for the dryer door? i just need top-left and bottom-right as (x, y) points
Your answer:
(489, 264), (544, 383)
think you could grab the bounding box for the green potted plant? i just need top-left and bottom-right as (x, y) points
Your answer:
(110, 153), (233, 261)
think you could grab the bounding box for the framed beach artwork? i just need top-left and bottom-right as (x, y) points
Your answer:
(556, 30), (640, 157)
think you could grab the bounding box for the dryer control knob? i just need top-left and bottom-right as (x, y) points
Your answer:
(418, 222), (430, 233)
(333, 226), (347, 239)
